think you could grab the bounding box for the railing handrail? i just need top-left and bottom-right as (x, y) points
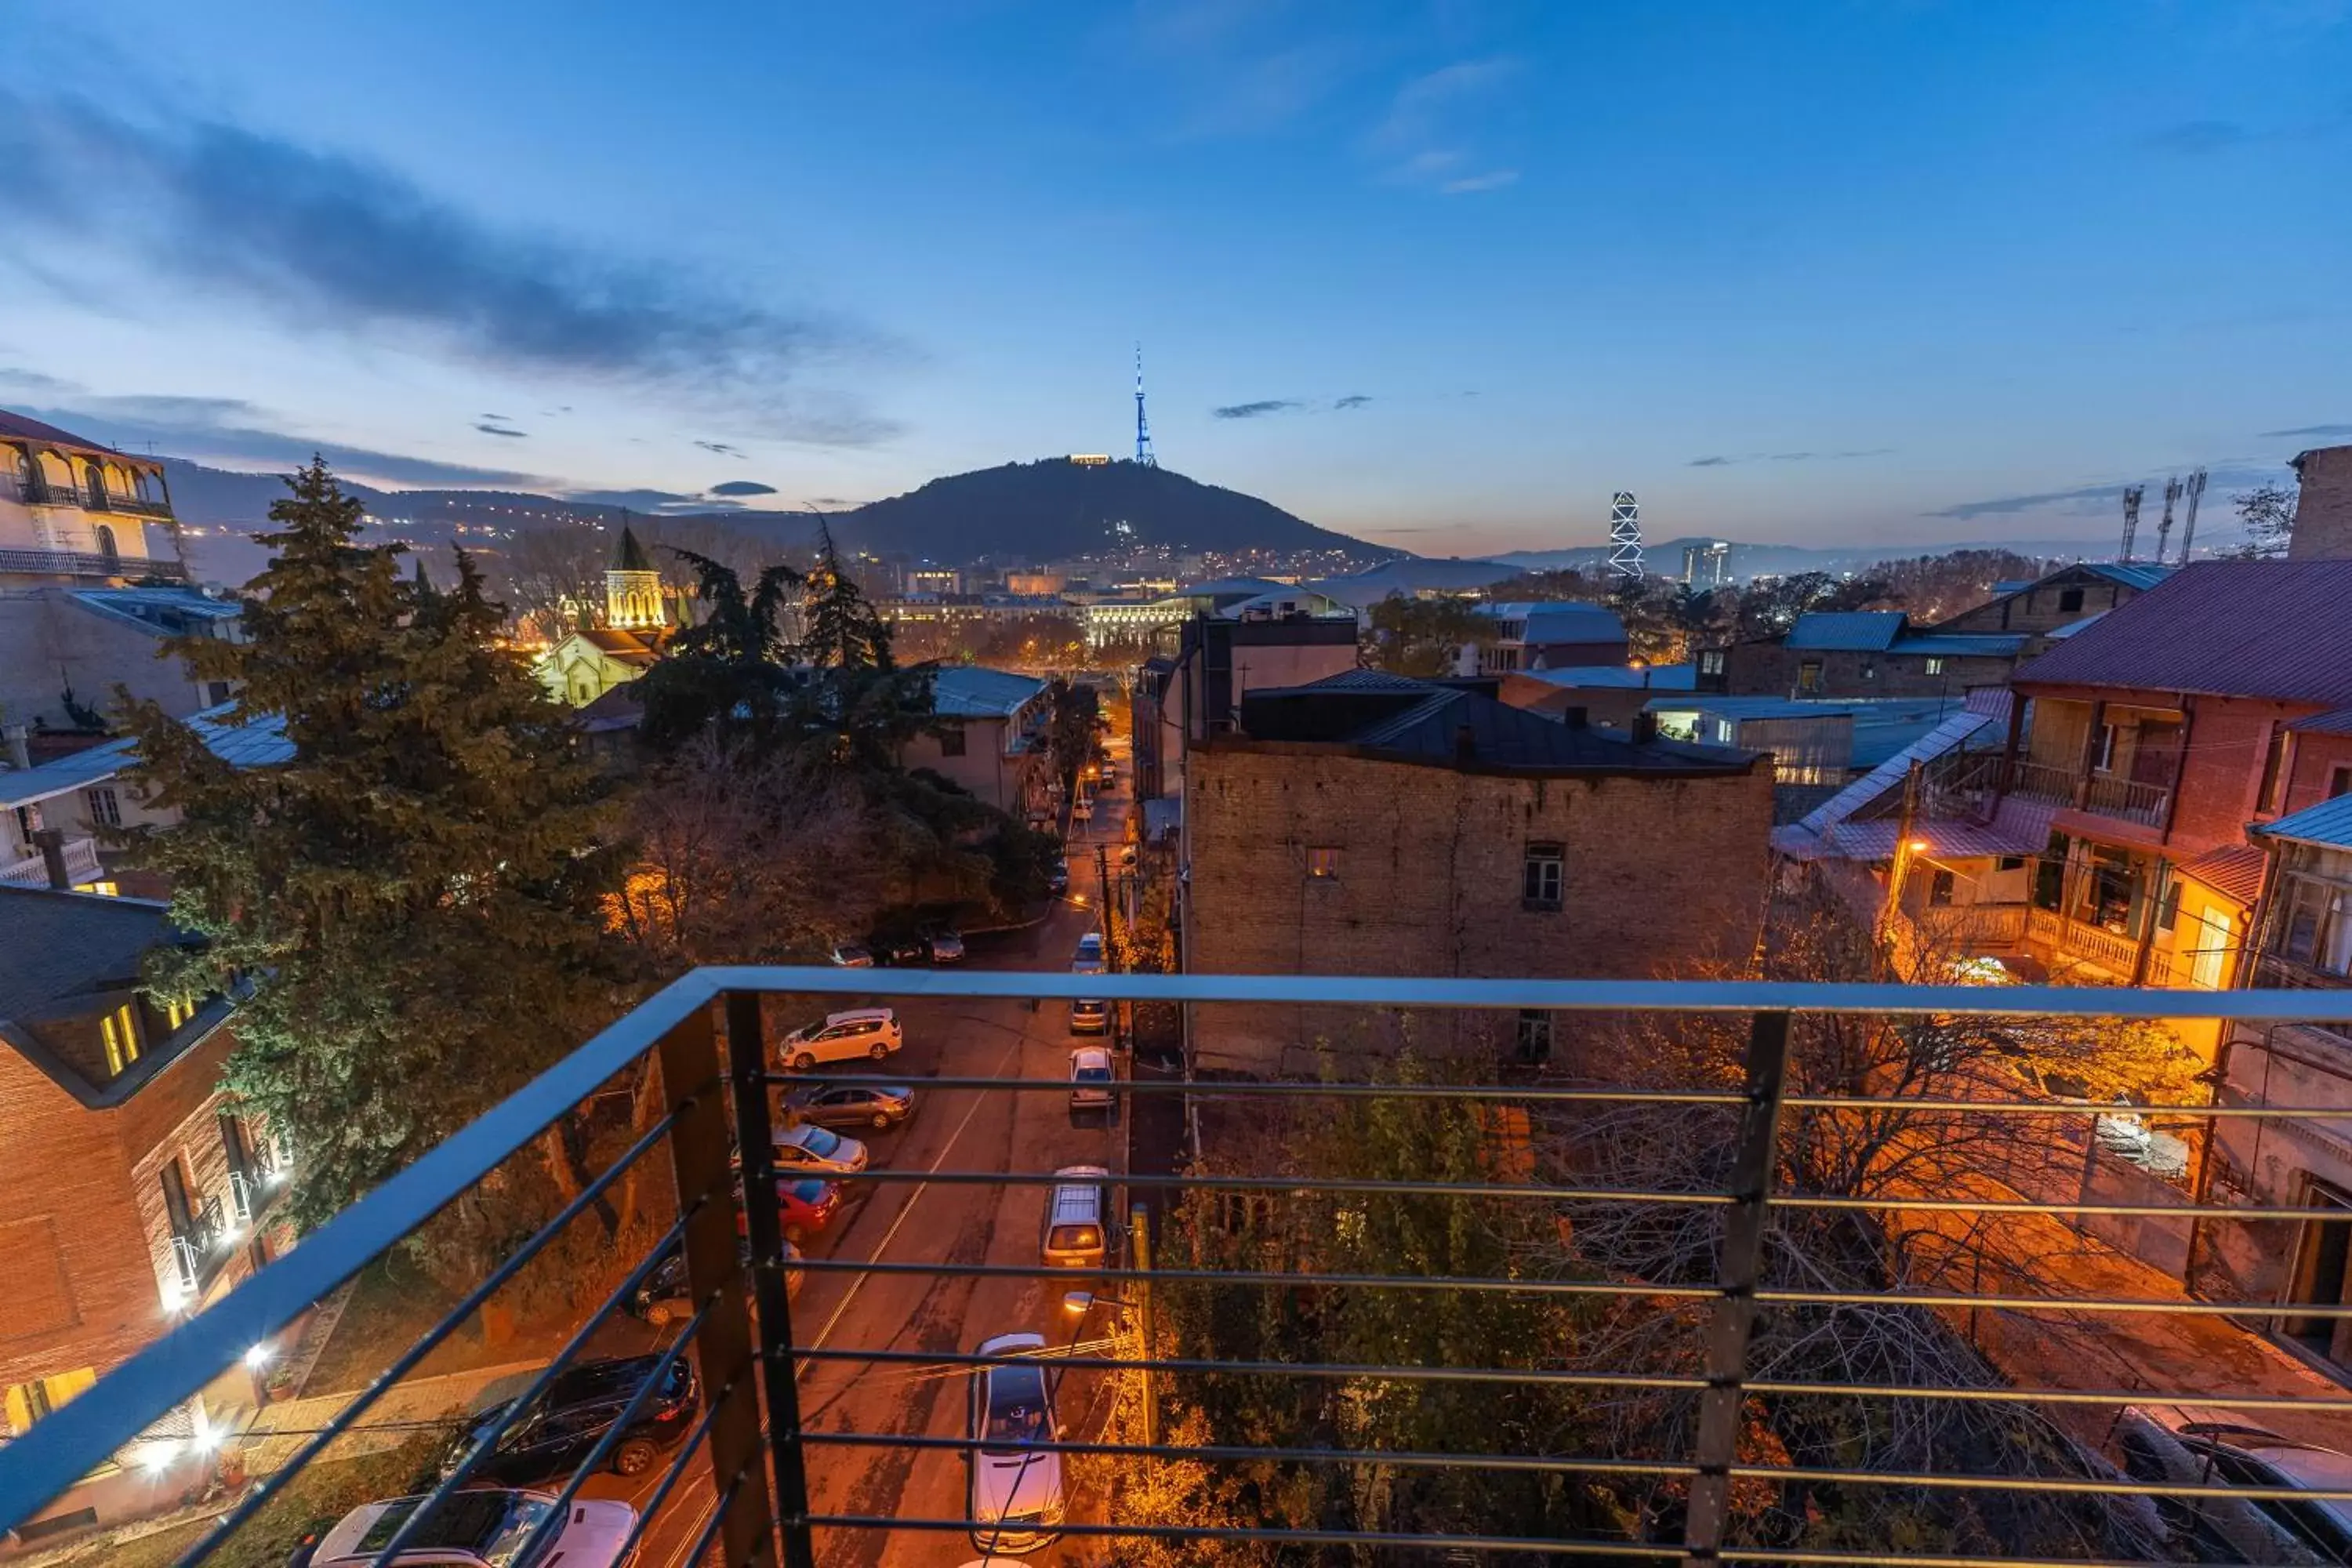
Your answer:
(11, 965), (2352, 1530)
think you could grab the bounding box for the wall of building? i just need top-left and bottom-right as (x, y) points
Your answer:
(2199, 1022), (2352, 1319)
(900, 716), (1041, 816)
(1726, 645), (2012, 699)
(1183, 744), (1773, 1073)
(1938, 575), (2142, 636)
(0, 595), (219, 731)
(2289, 445), (2352, 563)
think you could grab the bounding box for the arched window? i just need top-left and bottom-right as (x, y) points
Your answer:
(83, 462), (107, 509)
(8, 446), (31, 500)
(93, 523), (120, 566)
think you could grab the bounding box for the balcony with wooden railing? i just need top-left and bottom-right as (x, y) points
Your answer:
(2082, 771), (2172, 829)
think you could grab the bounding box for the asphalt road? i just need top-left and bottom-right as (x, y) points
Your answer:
(578, 768), (1134, 1568)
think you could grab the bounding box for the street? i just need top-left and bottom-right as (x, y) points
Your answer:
(582, 758), (1134, 1568)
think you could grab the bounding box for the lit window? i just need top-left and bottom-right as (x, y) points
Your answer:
(165, 994), (196, 1031)
(100, 1003), (140, 1076)
(1523, 844), (1565, 911)
(1306, 847), (1340, 880)
(1924, 657), (1946, 676)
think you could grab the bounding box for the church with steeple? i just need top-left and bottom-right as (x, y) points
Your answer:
(536, 524), (677, 708)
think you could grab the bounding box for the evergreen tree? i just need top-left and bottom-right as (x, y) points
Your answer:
(630, 549), (806, 754)
(116, 459), (626, 1233)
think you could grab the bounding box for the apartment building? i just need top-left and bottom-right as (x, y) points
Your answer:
(1182, 670), (1773, 1074)
(0, 888), (280, 1543)
(1130, 612), (1362, 809)
(1718, 610), (2024, 699)
(898, 664), (1054, 818)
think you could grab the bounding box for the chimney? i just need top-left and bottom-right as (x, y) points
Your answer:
(32, 828), (71, 890)
(2, 724), (27, 771)
(1454, 722), (1477, 763)
(1632, 712), (1659, 746)
(1561, 706), (1589, 730)
(2290, 445), (2352, 561)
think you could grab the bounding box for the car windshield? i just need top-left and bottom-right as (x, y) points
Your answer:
(1076, 935), (1101, 957)
(797, 1126), (841, 1157)
(1076, 1067), (1110, 1081)
(983, 1364), (1050, 1452)
(355, 1493), (550, 1567)
(789, 1178), (830, 1207)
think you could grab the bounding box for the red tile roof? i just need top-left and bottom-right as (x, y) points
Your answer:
(0, 410), (124, 456)
(2175, 844), (2268, 908)
(2015, 561), (2352, 707)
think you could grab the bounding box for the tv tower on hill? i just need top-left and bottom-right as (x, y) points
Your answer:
(1134, 343), (1157, 467)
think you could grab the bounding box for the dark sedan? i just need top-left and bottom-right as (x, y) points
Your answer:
(443, 1354), (698, 1486)
(789, 1083), (916, 1131)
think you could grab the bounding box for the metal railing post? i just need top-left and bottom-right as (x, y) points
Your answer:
(1682, 1009), (1790, 1564)
(660, 998), (779, 1567)
(725, 989), (818, 1568)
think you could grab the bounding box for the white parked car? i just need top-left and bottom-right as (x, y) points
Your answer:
(775, 1007), (902, 1070)
(309, 1488), (638, 1568)
(1071, 933), (1105, 975)
(1071, 799), (1094, 824)
(966, 1333), (1065, 1554)
(1069, 1047), (1114, 1109)
(773, 1121), (870, 1175)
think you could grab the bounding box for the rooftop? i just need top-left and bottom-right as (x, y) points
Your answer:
(2016, 560), (2352, 706)
(1303, 558), (1521, 609)
(0, 703), (292, 810)
(927, 663), (1048, 719)
(1519, 662), (1697, 691)
(1783, 611), (1909, 651)
(0, 885), (225, 1106)
(0, 409), (129, 458)
(2257, 793), (2352, 852)
(1482, 601), (1628, 644)
(1231, 669), (1759, 776)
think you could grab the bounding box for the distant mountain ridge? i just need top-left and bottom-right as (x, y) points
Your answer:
(161, 455), (1385, 584)
(1492, 535), (2117, 580)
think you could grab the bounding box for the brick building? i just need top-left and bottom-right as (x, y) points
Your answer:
(2290, 444), (2352, 563)
(1131, 613), (1361, 809)
(1933, 561), (2175, 640)
(1719, 611), (2023, 699)
(1181, 670), (1773, 1074)
(0, 887), (283, 1543)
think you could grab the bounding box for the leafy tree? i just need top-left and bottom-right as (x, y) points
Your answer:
(1042, 677), (1103, 797)
(115, 459), (626, 1236)
(1861, 550), (2048, 623)
(1365, 594), (1494, 677)
(2224, 482), (2297, 560)
(1732, 572), (1895, 641)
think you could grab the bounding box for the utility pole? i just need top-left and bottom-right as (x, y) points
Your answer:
(1130, 1203), (1158, 1448)
(1878, 760), (1924, 979)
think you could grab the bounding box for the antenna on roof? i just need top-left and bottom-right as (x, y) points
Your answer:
(2177, 467), (2207, 564)
(2154, 475), (2183, 565)
(2118, 485), (2145, 563)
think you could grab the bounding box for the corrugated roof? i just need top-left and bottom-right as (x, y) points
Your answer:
(2290, 708), (2352, 735)
(2175, 844), (2269, 906)
(2258, 794), (2352, 851)
(1521, 663), (1697, 691)
(1784, 612), (1908, 651)
(0, 704), (291, 808)
(1236, 670), (1758, 775)
(1771, 704), (2004, 860)
(1813, 796), (2060, 862)
(0, 887), (176, 1025)
(2016, 561), (2352, 706)
(2084, 563), (2179, 592)
(1890, 632), (2027, 657)
(928, 664), (1047, 719)
(2045, 611), (2109, 641)
(0, 409), (124, 455)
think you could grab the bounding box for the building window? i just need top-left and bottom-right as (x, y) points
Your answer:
(86, 786), (121, 828)
(2058, 588), (2085, 612)
(2095, 722), (2118, 773)
(165, 993), (196, 1031)
(1927, 868), (1956, 906)
(1305, 847), (1340, 880)
(2259, 724), (2291, 815)
(2334, 765), (2352, 801)
(1860, 661), (1877, 682)
(938, 725), (967, 758)
(1698, 649), (1726, 678)
(2157, 880), (2181, 933)
(1924, 656), (1946, 676)
(1515, 1011), (1554, 1064)
(100, 1003), (140, 1076)
(160, 1157), (194, 1238)
(206, 681), (232, 706)
(1796, 661), (1823, 695)
(1995, 855), (2026, 873)
(1523, 844), (1565, 911)
(3, 1370), (96, 1435)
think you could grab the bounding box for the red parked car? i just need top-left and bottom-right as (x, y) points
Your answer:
(737, 1176), (844, 1245)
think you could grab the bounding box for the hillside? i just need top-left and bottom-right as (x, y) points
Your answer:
(160, 455), (1381, 585)
(831, 458), (1372, 561)
(1493, 535), (2114, 582)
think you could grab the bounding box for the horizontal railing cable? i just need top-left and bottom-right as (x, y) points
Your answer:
(604, 1375), (738, 1568)
(156, 1104), (695, 1562)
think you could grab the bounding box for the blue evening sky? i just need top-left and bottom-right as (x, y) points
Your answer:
(2, 0), (2347, 555)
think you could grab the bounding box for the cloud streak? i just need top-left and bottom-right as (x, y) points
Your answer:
(21, 393), (547, 488)
(2260, 423), (2352, 437)
(474, 422), (528, 438)
(1213, 395), (1373, 419)
(708, 480), (778, 497)
(1372, 57), (1521, 193)
(0, 90), (899, 444)
(1687, 448), (1893, 467)
(1926, 463), (2285, 521)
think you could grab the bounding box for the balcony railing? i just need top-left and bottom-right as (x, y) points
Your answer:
(2024, 906), (2180, 983)
(12, 971), (2352, 1565)
(0, 834), (103, 889)
(2082, 772), (2171, 829)
(1914, 899), (2029, 951)
(0, 546), (187, 581)
(3, 474), (172, 517)
(2007, 757), (2077, 806)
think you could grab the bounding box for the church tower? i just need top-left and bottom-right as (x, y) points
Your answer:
(605, 524), (663, 630)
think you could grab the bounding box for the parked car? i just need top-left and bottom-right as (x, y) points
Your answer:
(630, 1237), (803, 1326)
(310, 1489), (638, 1568)
(966, 1333), (1065, 1554)
(774, 1121), (870, 1175)
(828, 942), (873, 967)
(872, 933), (929, 966)
(925, 926), (967, 963)
(1069, 996), (1108, 1034)
(1071, 932), (1105, 975)
(1069, 1047), (1114, 1110)
(2120, 1407), (2352, 1561)
(1047, 862), (1069, 895)
(1040, 1167), (1111, 1270)
(1071, 798), (1094, 824)
(790, 1082), (915, 1131)
(746, 1176), (844, 1245)
(442, 1355), (699, 1486)
(775, 1007), (902, 1070)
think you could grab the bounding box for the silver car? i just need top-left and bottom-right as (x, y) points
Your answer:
(966, 1333), (1064, 1554)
